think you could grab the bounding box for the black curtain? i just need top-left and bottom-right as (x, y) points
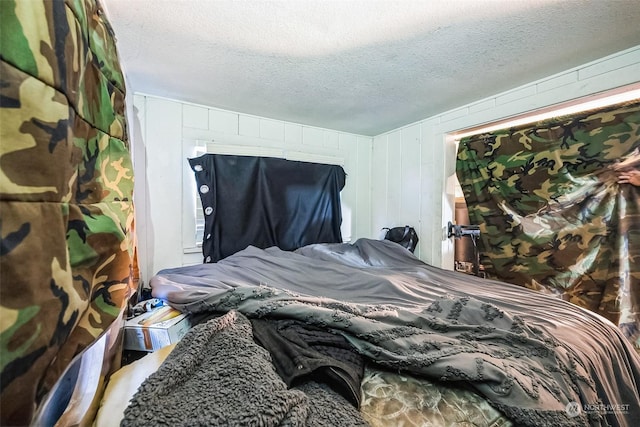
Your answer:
(189, 154), (346, 262)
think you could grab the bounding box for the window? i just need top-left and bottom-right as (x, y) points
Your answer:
(183, 140), (207, 251)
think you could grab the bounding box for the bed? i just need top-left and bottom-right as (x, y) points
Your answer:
(93, 238), (639, 427)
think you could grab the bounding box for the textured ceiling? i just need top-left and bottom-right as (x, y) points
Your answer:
(103, 0), (640, 136)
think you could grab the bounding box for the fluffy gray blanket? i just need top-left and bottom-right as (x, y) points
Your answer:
(122, 310), (368, 427)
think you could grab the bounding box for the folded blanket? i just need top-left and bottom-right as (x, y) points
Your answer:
(122, 310), (368, 426)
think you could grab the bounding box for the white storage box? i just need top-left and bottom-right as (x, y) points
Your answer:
(124, 306), (191, 351)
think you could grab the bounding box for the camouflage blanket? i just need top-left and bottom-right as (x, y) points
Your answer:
(456, 101), (640, 352)
(0, 1), (136, 425)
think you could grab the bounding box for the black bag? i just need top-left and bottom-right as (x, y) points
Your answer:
(383, 226), (418, 253)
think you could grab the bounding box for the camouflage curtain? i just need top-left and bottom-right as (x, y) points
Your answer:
(0, 0), (136, 424)
(456, 100), (640, 351)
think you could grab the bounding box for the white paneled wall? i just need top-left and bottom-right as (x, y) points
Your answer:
(132, 96), (372, 280)
(132, 46), (640, 282)
(372, 46), (640, 269)
(371, 121), (443, 264)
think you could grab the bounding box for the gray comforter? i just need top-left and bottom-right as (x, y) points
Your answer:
(150, 238), (640, 427)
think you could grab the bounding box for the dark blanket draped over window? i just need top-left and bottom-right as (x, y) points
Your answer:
(189, 154), (346, 263)
(456, 100), (640, 351)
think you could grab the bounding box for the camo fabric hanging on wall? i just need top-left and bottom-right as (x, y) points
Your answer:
(0, 0), (136, 424)
(456, 100), (640, 351)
